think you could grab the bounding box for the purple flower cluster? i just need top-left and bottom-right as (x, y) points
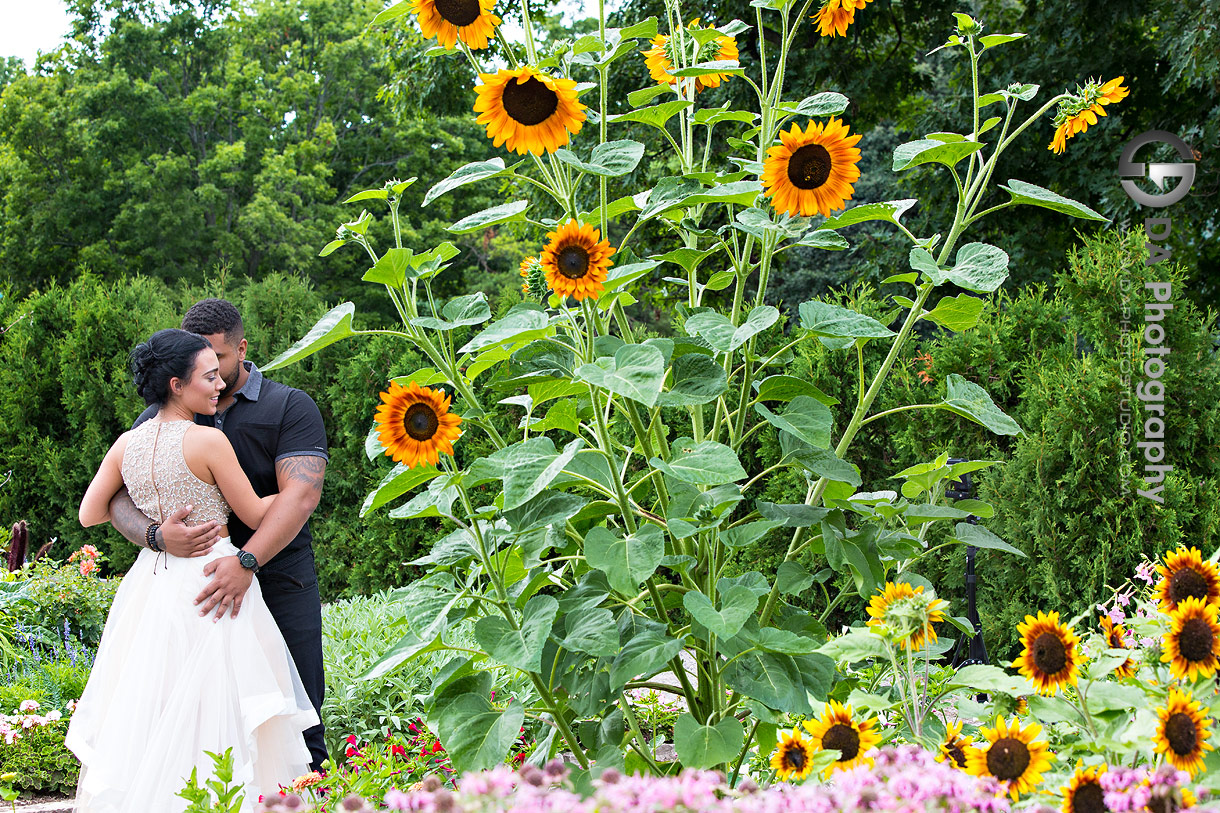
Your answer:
(259, 746), (1010, 813)
(1099, 764), (1209, 813)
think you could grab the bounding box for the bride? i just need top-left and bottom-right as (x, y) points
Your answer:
(70, 328), (317, 812)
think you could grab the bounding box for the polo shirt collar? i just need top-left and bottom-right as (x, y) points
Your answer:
(233, 360), (264, 402)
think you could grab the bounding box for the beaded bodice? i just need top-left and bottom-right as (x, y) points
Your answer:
(120, 420), (231, 525)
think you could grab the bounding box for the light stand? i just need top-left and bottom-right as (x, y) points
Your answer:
(947, 458), (988, 668)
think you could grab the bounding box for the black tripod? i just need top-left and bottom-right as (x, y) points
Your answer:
(947, 459), (988, 668)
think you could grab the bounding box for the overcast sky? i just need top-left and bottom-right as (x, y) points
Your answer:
(0, 0), (73, 66)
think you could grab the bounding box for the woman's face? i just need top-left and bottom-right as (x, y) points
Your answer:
(173, 347), (225, 414)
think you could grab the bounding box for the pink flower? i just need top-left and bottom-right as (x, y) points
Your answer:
(1115, 590), (1131, 607)
(1135, 561), (1156, 584)
(1107, 605), (1126, 624)
(18, 700), (38, 712)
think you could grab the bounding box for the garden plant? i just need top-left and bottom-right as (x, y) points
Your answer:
(259, 0), (1150, 793)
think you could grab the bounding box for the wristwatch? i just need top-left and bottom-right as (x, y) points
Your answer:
(236, 550), (260, 574)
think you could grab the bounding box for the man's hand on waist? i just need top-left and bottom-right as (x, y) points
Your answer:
(197, 555), (254, 621)
(160, 505), (220, 558)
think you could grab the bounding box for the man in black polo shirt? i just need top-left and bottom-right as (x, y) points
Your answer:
(106, 298), (329, 771)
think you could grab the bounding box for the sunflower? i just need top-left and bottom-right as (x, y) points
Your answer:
(802, 699), (881, 777)
(1099, 614), (1138, 679)
(411, 0), (500, 50)
(1049, 77), (1130, 154)
(1061, 762), (1107, 813)
(540, 220), (615, 302)
(642, 20), (740, 92)
(1161, 597), (1220, 681)
(1012, 611), (1081, 696)
(770, 726), (816, 781)
(812, 0), (871, 37)
(936, 720), (975, 769)
(762, 118), (862, 218)
(474, 67), (586, 155)
(1155, 547), (1220, 613)
(519, 256), (547, 300)
(1154, 688), (1214, 777)
(966, 715), (1054, 800)
(374, 381), (462, 468)
(865, 581), (949, 651)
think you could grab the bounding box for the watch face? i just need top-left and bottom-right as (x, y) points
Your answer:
(239, 551), (257, 569)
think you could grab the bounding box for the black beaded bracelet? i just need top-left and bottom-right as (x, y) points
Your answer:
(145, 522), (163, 552)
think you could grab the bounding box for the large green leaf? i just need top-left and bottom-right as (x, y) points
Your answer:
(499, 437), (585, 510)
(798, 301), (895, 339)
(673, 715), (744, 769)
(360, 577), (461, 679)
(754, 395), (833, 448)
(360, 463), (440, 517)
(722, 651), (808, 713)
(555, 140), (645, 177)
(816, 628), (888, 662)
(585, 524), (665, 595)
(575, 343), (667, 407)
(999, 179), (1109, 222)
(754, 376), (838, 406)
(609, 631), (683, 688)
(424, 158), (518, 206)
(775, 92), (850, 118)
(433, 675), (527, 774)
(684, 305), (779, 353)
(562, 608), (619, 657)
(460, 304), (550, 353)
(922, 293), (984, 331)
(782, 445), (861, 486)
(684, 586), (757, 639)
(651, 438), (747, 485)
(263, 302), (360, 371)
(654, 353), (725, 407)
(610, 100), (692, 130)
(892, 139), (984, 171)
(473, 595), (558, 673)
(448, 200), (530, 234)
(943, 664), (1035, 696)
(411, 292), (493, 331)
(939, 373), (1022, 435)
(819, 199), (916, 230)
(954, 521), (1026, 557)
(946, 243), (1009, 293)
(362, 247), (414, 286)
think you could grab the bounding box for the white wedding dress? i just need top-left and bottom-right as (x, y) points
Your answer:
(66, 420), (318, 813)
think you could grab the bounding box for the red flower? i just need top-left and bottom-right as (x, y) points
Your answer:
(391, 744), (406, 757)
(431, 740), (444, 754)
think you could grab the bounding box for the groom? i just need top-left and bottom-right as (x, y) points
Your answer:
(107, 298), (330, 771)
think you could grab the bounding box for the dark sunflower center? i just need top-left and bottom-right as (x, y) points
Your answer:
(501, 77), (559, 127)
(1170, 568), (1210, 604)
(786, 144), (833, 190)
(1166, 711), (1199, 756)
(1178, 617), (1215, 663)
(433, 0), (482, 27)
(986, 737), (1031, 781)
(782, 742), (806, 770)
(403, 402), (440, 441)
(822, 723), (860, 762)
(556, 245), (590, 279)
(947, 743), (967, 768)
(1071, 782), (1108, 813)
(1032, 630), (1068, 675)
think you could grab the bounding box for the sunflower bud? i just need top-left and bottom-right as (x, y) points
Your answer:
(519, 256), (549, 301)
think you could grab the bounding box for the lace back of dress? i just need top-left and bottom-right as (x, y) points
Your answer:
(120, 421), (231, 526)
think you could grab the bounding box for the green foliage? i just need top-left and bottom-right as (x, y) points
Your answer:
(19, 560), (119, 649)
(0, 718), (78, 795)
(177, 749), (246, 813)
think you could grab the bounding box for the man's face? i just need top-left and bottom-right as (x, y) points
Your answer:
(202, 331), (247, 395)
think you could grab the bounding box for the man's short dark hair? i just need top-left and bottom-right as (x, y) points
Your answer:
(182, 298), (244, 345)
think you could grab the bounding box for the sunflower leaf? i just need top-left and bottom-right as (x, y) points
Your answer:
(424, 158), (519, 207)
(774, 92), (850, 118)
(673, 714), (744, 770)
(892, 139), (984, 171)
(947, 242), (1009, 293)
(755, 396), (833, 448)
(978, 32), (1026, 50)
(953, 521), (1026, 557)
(626, 84), (673, 108)
(798, 300), (896, 339)
(671, 60), (745, 78)
(610, 100), (693, 131)
(937, 374), (1022, 436)
(650, 438), (747, 486)
(575, 343), (667, 408)
(819, 199), (917, 230)
(999, 179), (1109, 222)
(555, 140), (645, 177)
(263, 302), (361, 371)
(921, 292), (985, 331)
(361, 464), (442, 517)
(447, 200), (530, 234)
(371, 0), (412, 24)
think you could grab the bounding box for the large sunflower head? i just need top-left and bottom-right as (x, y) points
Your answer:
(1099, 614), (1138, 679)
(1155, 547), (1220, 613)
(540, 220), (615, 302)
(374, 380), (462, 469)
(1012, 611), (1082, 696)
(1154, 688), (1214, 777)
(762, 118), (862, 218)
(411, 0), (500, 50)
(642, 21), (740, 92)
(1048, 76), (1130, 154)
(1161, 597), (1220, 682)
(802, 699), (881, 777)
(865, 581), (948, 651)
(770, 726), (816, 782)
(936, 720), (975, 769)
(966, 715), (1054, 799)
(1061, 762), (1108, 813)
(474, 67), (586, 155)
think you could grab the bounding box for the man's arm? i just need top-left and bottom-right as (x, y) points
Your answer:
(197, 454), (326, 620)
(108, 487), (220, 557)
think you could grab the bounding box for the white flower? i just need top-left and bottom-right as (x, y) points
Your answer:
(66, 699), (78, 713)
(46, 710), (62, 722)
(17, 700), (39, 712)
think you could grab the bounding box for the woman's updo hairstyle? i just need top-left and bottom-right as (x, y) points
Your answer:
(130, 329), (212, 407)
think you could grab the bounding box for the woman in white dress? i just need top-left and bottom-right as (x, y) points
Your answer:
(70, 328), (317, 813)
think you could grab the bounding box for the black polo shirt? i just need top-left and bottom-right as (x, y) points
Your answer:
(133, 361), (328, 569)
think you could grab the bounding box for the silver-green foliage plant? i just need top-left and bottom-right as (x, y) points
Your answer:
(266, 3), (1117, 778)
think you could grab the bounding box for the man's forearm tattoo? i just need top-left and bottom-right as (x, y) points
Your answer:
(109, 489), (151, 546)
(277, 455), (326, 493)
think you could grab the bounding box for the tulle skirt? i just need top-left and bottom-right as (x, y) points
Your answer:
(66, 538), (318, 813)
